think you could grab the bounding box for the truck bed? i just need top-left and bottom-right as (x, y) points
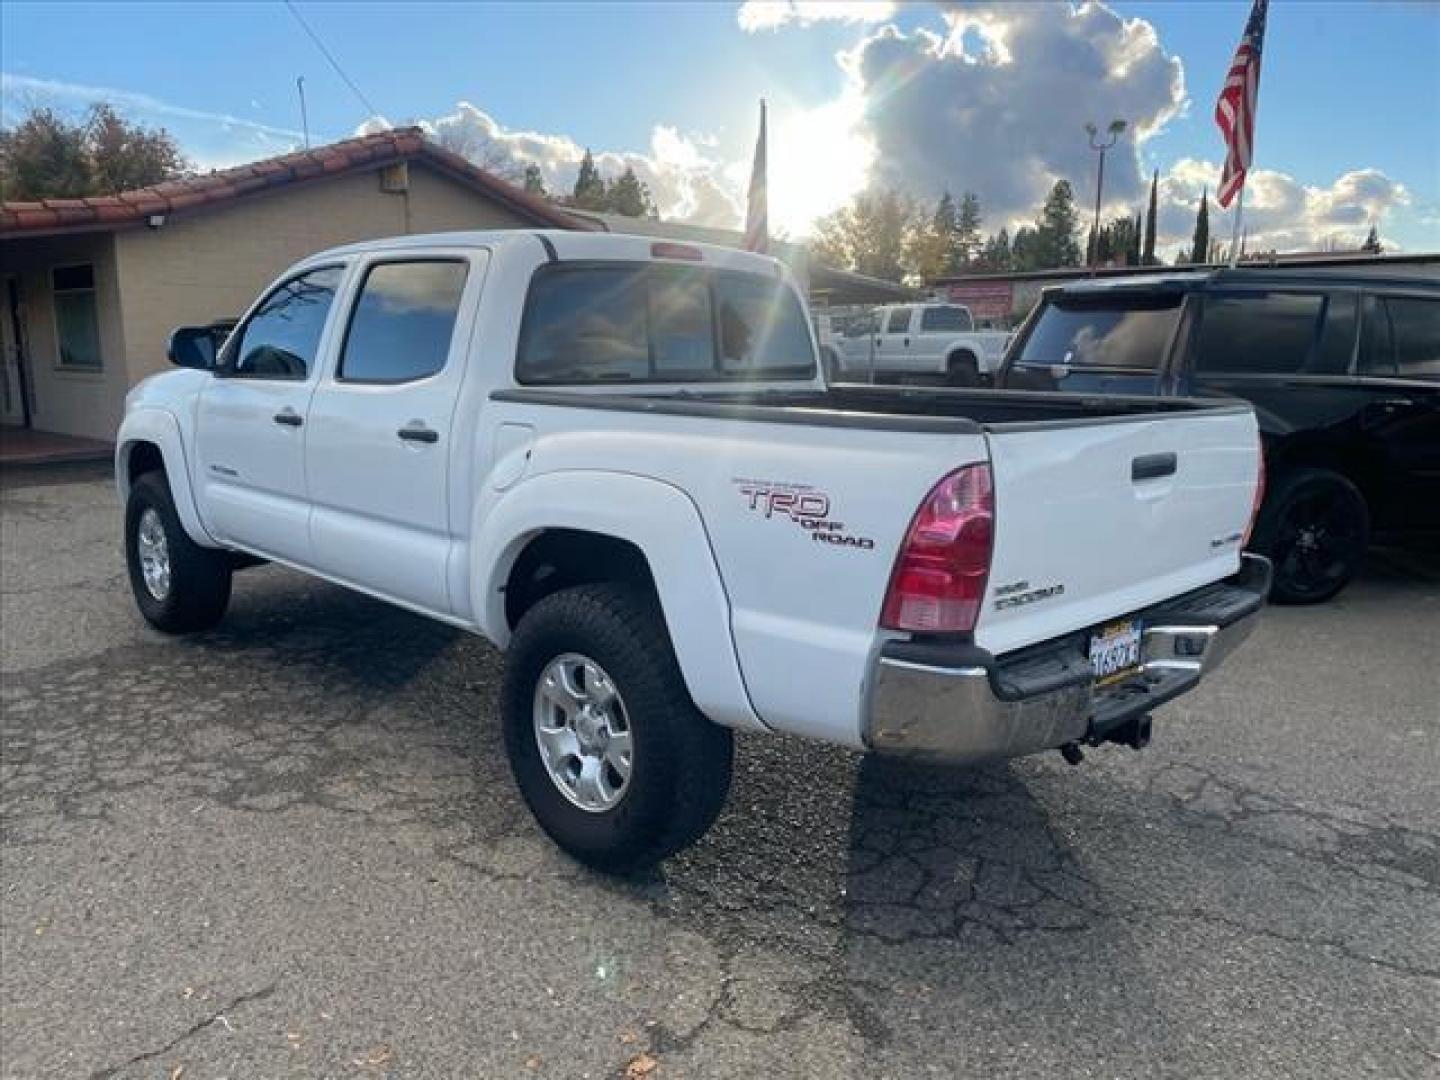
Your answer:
(492, 385), (1248, 432)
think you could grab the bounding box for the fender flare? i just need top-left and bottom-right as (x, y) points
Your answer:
(470, 470), (765, 733)
(115, 409), (218, 548)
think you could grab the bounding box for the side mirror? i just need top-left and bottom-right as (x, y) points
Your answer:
(167, 322), (233, 370)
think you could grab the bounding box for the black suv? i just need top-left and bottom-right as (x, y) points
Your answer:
(999, 266), (1439, 603)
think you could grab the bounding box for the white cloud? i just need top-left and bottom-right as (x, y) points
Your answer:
(841, 3), (1187, 231)
(737, 1), (896, 33)
(1, 72), (302, 141)
(1157, 159), (1411, 256)
(359, 103), (745, 228)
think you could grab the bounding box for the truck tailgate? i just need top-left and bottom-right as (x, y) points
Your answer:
(976, 406), (1259, 656)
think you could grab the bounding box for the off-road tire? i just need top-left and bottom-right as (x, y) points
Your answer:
(1251, 467), (1369, 605)
(502, 583), (734, 873)
(124, 472), (233, 633)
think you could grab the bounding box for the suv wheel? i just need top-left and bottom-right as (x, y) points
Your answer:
(125, 472), (233, 632)
(1252, 467), (1369, 605)
(501, 583), (734, 872)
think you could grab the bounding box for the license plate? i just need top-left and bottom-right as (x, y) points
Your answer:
(1089, 619), (1143, 683)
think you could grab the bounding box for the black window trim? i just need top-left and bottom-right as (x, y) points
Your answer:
(217, 262), (347, 382)
(333, 256), (471, 387)
(513, 259), (817, 386)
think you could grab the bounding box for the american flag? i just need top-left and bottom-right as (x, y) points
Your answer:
(743, 100), (768, 254)
(1215, 0), (1269, 208)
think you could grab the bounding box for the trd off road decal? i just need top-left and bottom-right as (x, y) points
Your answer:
(734, 479), (875, 551)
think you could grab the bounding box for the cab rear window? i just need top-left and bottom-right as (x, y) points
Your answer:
(516, 263), (815, 384)
(1016, 295), (1182, 372)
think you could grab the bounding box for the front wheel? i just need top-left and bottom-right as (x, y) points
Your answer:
(125, 472), (233, 633)
(1251, 467), (1369, 605)
(501, 584), (734, 872)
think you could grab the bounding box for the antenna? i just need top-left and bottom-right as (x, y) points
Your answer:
(296, 76), (310, 148)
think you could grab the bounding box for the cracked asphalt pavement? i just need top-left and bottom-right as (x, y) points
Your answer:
(2, 464), (1438, 1079)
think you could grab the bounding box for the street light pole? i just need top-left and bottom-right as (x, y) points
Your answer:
(1085, 119), (1127, 273)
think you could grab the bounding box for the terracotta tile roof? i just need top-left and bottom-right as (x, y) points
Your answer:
(1, 127), (588, 237)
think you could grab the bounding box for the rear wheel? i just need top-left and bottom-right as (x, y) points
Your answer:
(946, 351), (980, 387)
(501, 583), (734, 872)
(125, 472), (233, 632)
(1252, 467), (1369, 604)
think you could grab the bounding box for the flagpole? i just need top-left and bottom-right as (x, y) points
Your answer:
(1228, 186), (1244, 267)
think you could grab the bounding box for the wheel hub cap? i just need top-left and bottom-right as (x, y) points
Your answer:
(533, 653), (633, 813)
(136, 508), (171, 601)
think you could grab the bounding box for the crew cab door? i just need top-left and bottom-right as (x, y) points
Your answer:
(877, 306), (915, 373)
(1356, 291), (1440, 532)
(195, 264), (346, 564)
(304, 252), (484, 613)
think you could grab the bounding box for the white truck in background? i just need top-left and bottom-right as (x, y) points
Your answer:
(836, 302), (1013, 385)
(116, 230), (1269, 872)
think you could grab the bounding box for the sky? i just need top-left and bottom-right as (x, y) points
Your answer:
(3, 0), (1438, 258)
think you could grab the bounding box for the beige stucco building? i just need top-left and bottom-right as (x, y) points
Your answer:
(0, 128), (583, 441)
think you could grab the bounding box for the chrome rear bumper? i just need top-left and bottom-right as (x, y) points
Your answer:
(865, 555), (1271, 763)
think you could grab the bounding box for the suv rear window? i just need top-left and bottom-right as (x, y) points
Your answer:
(1195, 292), (1326, 374)
(516, 264), (814, 384)
(1016, 295), (1181, 371)
(920, 306), (973, 332)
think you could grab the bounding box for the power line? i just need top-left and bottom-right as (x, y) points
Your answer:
(283, 0), (385, 124)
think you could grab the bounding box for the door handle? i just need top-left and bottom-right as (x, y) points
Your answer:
(903, 337), (910, 347)
(397, 425), (439, 444)
(273, 409), (302, 427)
(1132, 452), (1177, 481)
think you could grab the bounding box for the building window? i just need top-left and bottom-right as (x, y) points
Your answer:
(52, 265), (102, 370)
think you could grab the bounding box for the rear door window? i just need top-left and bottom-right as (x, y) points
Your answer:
(885, 307), (913, 334)
(1385, 297), (1440, 379)
(1194, 292), (1326, 375)
(339, 260), (468, 383)
(1016, 295), (1181, 371)
(516, 264), (814, 384)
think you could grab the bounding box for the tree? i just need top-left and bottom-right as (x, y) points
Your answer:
(1033, 180), (1082, 269)
(607, 166), (656, 218)
(956, 191), (983, 268)
(1, 103), (186, 200)
(976, 228), (1011, 272)
(1361, 225), (1383, 254)
(906, 198), (952, 283)
(571, 149), (606, 210)
(1131, 212), (1143, 266)
(1189, 187), (1210, 265)
(522, 163), (546, 196)
(931, 192), (961, 274)
(809, 188), (915, 283)
(1011, 225), (1041, 271)
(1143, 169), (1159, 265)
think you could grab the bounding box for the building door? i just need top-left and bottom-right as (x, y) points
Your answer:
(2, 276), (33, 427)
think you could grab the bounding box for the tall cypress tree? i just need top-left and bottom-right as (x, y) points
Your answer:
(1190, 187), (1210, 265)
(1143, 169), (1159, 265)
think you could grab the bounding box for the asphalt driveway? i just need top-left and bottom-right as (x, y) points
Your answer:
(2, 464), (1437, 1079)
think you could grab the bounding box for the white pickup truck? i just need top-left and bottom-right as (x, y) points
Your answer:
(836, 302), (1013, 385)
(117, 231), (1269, 871)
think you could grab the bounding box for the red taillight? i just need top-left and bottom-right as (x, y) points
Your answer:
(1243, 450), (1266, 547)
(881, 464), (995, 634)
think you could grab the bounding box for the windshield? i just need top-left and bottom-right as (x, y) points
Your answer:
(1016, 295), (1183, 371)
